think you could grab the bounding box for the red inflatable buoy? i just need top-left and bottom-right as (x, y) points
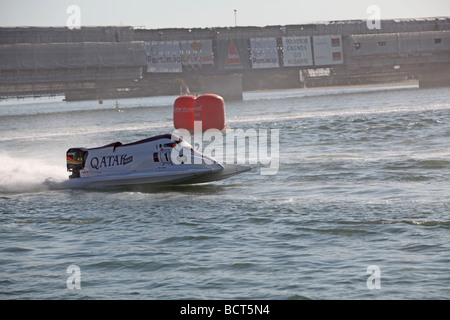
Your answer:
(173, 95), (196, 131)
(193, 94), (226, 131)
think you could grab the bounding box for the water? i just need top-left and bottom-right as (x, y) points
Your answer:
(1, 84), (449, 300)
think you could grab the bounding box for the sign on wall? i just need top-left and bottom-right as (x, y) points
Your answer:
(180, 39), (214, 70)
(250, 37), (279, 69)
(281, 36), (313, 67)
(216, 39), (251, 71)
(312, 35), (343, 66)
(145, 41), (182, 73)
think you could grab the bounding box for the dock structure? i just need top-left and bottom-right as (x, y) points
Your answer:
(1, 18), (449, 101)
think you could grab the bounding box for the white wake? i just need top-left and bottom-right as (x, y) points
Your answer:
(0, 153), (67, 193)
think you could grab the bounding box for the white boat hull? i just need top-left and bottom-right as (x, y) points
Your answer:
(50, 134), (251, 190)
(47, 164), (250, 190)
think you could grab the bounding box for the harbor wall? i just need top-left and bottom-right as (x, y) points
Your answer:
(1, 18), (450, 100)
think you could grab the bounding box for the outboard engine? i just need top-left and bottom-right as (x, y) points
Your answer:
(66, 148), (88, 179)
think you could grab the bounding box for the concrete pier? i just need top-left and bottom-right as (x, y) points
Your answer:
(419, 67), (450, 88)
(198, 74), (243, 101)
(1, 18), (450, 100)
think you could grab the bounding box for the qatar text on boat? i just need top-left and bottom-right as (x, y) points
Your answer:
(65, 133), (250, 188)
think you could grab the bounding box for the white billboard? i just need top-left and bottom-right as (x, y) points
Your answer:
(313, 35), (343, 66)
(282, 36), (313, 67)
(250, 38), (279, 69)
(180, 40), (214, 69)
(145, 41), (182, 73)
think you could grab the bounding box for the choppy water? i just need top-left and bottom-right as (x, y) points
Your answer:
(1, 84), (449, 300)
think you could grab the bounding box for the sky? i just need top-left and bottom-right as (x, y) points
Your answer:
(1, 0), (449, 29)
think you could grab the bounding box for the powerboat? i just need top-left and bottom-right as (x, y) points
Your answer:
(59, 133), (250, 189)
